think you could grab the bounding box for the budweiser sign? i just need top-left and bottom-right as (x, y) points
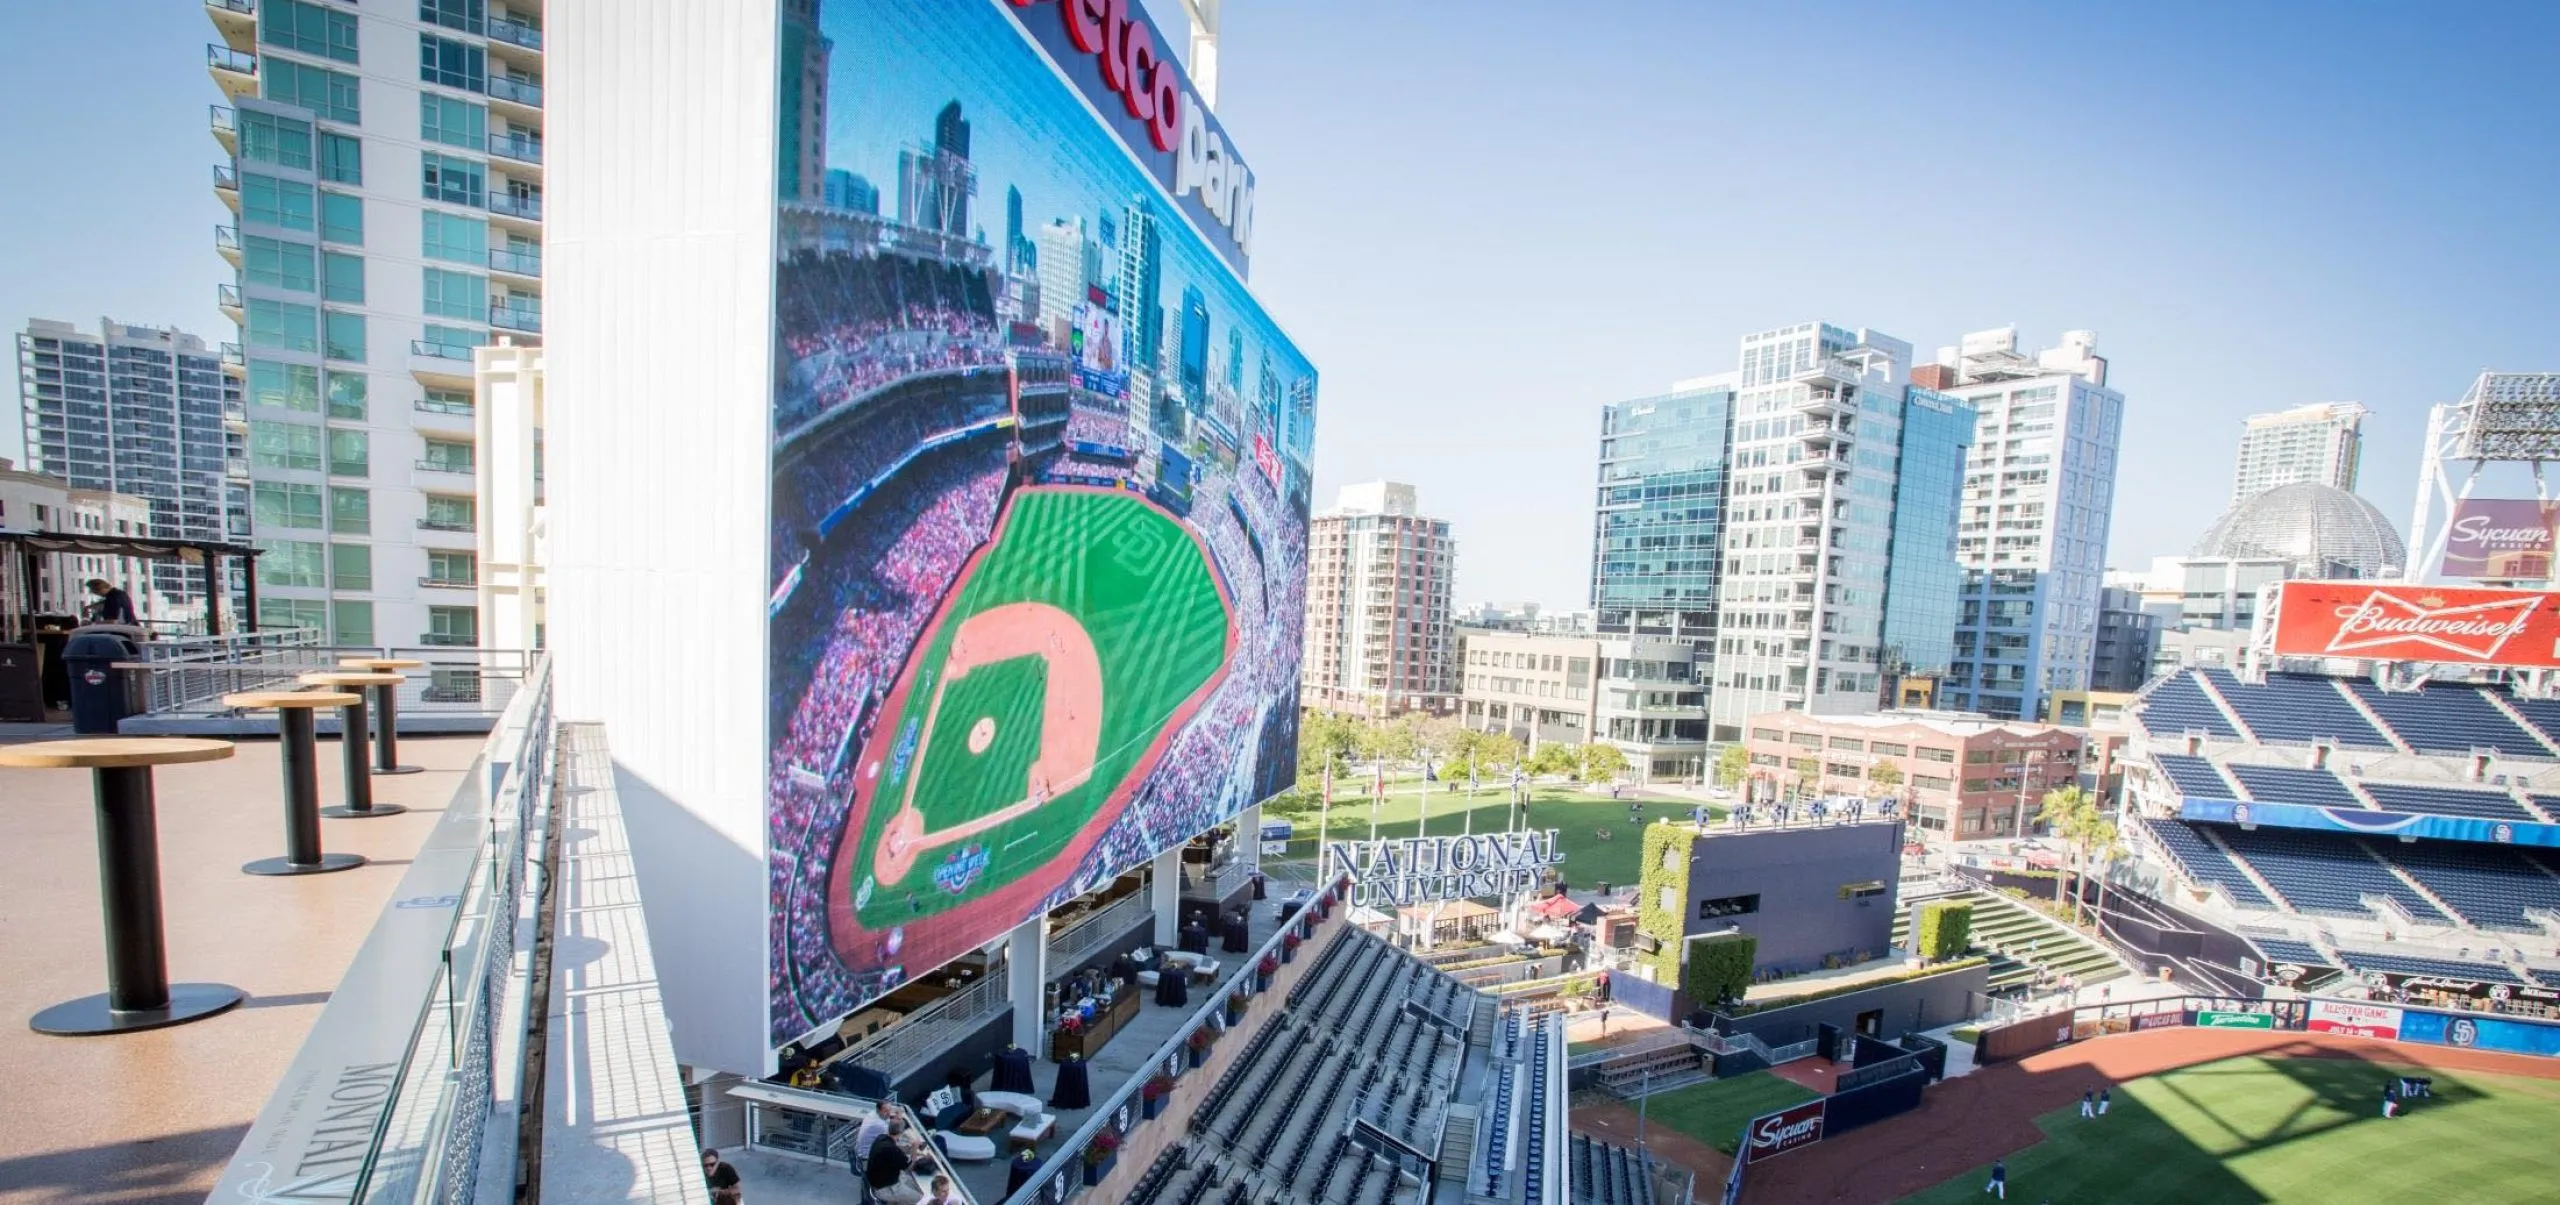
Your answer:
(1744, 1099), (1827, 1163)
(2268, 581), (2560, 670)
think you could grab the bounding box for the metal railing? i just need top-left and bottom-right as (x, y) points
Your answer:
(411, 340), (477, 362)
(210, 103), (237, 139)
(218, 282), (242, 309)
(487, 192), (543, 221)
(486, 76), (544, 108)
(1049, 891), (1153, 962)
(487, 247), (542, 276)
(486, 134), (543, 165)
(845, 967), (1013, 1084)
(209, 43), (258, 75)
(488, 306), (541, 334)
(122, 632), (532, 719)
(487, 15), (543, 50)
(214, 163), (239, 191)
(210, 656), (554, 1205)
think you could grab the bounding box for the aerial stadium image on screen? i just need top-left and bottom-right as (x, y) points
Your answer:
(763, 0), (1317, 1045)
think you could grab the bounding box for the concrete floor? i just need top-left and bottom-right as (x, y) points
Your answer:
(0, 733), (482, 1205)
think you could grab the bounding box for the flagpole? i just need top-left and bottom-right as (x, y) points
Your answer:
(1369, 763), (1381, 844)
(1316, 762), (1333, 882)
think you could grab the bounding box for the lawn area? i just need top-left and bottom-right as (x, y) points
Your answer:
(1641, 1072), (1822, 1155)
(1262, 786), (1719, 891)
(1898, 1055), (2560, 1204)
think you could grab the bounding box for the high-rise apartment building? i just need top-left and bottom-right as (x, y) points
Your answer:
(2230, 401), (2364, 501)
(776, 0), (830, 204)
(2089, 585), (2158, 691)
(15, 318), (247, 615)
(1302, 482), (1455, 717)
(1707, 323), (1977, 739)
(1590, 378), (1733, 772)
(1928, 328), (2125, 721)
(209, 0), (545, 647)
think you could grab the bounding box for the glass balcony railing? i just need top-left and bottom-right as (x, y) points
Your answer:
(487, 76), (544, 108)
(487, 247), (542, 277)
(488, 192), (544, 221)
(489, 306), (543, 334)
(418, 632), (478, 646)
(214, 163), (239, 191)
(417, 458), (478, 474)
(487, 15), (544, 50)
(420, 576), (480, 589)
(416, 395), (477, 416)
(208, 0), (255, 14)
(487, 133), (544, 164)
(410, 340), (476, 362)
(208, 44), (257, 75)
(210, 104), (236, 140)
(218, 282), (242, 309)
(220, 342), (244, 367)
(418, 517), (476, 532)
(215, 224), (240, 254)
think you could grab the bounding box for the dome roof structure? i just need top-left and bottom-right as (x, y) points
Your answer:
(2190, 482), (2407, 578)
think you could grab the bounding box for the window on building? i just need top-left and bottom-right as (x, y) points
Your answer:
(1837, 880), (1887, 901)
(262, 0), (359, 62)
(1827, 762), (1863, 778)
(1962, 778), (1992, 793)
(320, 251), (364, 303)
(1917, 747), (1956, 763)
(329, 542), (372, 591)
(249, 361), (319, 412)
(427, 550), (477, 584)
(326, 371), (367, 420)
(254, 538), (325, 588)
(323, 311), (366, 363)
(1870, 741), (1909, 757)
(427, 605), (479, 646)
(260, 598), (330, 631)
(253, 481), (324, 529)
(422, 153), (485, 207)
(1912, 774), (1952, 793)
(244, 235), (316, 293)
(329, 486), (370, 534)
(261, 57), (361, 122)
(333, 600), (374, 646)
(1697, 893), (1759, 920)
(422, 438), (474, 472)
(421, 324), (486, 355)
(1827, 736), (1865, 751)
(419, 34), (486, 91)
(419, 0), (485, 34)
(1750, 727), (1781, 741)
(242, 173), (316, 232)
(251, 421), (322, 471)
(420, 210), (487, 265)
(327, 428), (368, 477)
(246, 298), (318, 353)
(1965, 750), (1996, 764)
(317, 132), (363, 185)
(320, 192), (364, 245)
(238, 110), (314, 170)
(1788, 732), (1822, 748)
(422, 267), (486, 321)
(424, 494), (476, 530)
(420, 93), (487, 150)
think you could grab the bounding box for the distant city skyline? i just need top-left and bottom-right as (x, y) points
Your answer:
(5, 1), (2558, 609)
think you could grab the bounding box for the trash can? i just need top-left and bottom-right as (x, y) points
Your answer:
(63, 630), (141, 735)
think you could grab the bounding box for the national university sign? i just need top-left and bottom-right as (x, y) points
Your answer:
(1322, 830), (1566, 907)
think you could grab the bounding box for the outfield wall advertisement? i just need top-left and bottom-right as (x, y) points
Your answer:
(2178, 798), (2560, 849)
(765, 0), (1317, 1045)
(2306, 999), (2403, 1040)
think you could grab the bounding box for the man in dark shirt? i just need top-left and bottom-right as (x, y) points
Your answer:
(702, 1148), (742, 1204)
(85, 579), (138, 626)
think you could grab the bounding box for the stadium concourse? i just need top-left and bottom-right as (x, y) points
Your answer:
(2120, 665), (2560, 1015)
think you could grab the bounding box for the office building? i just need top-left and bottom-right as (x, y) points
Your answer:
(1592, 377), (1733, 767)
(1741, 709), (2083, 839)
(1302, 482), (1455, 717)
(1927, 328), (2125, 722)
(1707, 323), (1978, 738)
(0, 460), (159, 618)
(1457, 629), (1601, 750)
(2230, 401), (2365, 502)
(2089, 584), (2158, 691)
(15, 318), (246, 617)
(208, 0), (546, 646)
(776, 0), (830, 204)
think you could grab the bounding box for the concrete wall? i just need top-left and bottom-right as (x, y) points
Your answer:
(1683, 822), (1903, 976)
(1718, 963), (1989, 1047)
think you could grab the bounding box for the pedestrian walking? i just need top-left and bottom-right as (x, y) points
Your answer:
(2079, 1089), (2095, 1119)
(703, 1149), (743, 1205)
(1984, 1158), (2007, 1199)
(2098, 1086), (2111, 1116)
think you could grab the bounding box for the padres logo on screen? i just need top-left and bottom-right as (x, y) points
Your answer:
(2452, 1018), (2480, 1047)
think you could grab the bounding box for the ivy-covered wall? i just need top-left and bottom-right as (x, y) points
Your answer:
(1637, 823), (1694, 984)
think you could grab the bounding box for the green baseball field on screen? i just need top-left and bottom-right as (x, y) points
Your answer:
(847, 487), (1230, 928)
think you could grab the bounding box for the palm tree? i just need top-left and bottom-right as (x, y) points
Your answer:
(2036, 785), (2098, 923)
(2086, 816), (2125, 934)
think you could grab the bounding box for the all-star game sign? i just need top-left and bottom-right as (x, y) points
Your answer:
(1322, 830), (1566, 908)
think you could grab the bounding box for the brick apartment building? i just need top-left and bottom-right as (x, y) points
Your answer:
(1742, 710), (2085, 839)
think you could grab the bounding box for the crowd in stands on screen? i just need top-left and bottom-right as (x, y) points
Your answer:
(775, 250), (1002, 434)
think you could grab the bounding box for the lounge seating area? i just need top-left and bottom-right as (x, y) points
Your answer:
(2202, 669), (2396, 750)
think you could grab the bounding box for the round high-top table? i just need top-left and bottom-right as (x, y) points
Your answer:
(336, 657), (426, 774)
(224, 690), (367, 876)
(0, 737), (247, 1035)
(296, 671), (410, 819)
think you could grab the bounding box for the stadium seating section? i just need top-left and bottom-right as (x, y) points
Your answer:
(2152, 753), (2240, 799)
(2201, 670), (2395, 751)
(2210, 826), (2448, 923)
(1891, 890), (2126, 993)
(2247, 937), (2335, 970)
(2137, 817), (2277, 911)
(1569, 1135), (1661, 1205)
(2331, 948), (2541, 988)
(2224, 763), (2363, 809)
(2384, 841), (2560, 932)
(2494, 693), (2560, 750)
(1137, 928), (1509, 1205)
(2343, 680), (2552, 758)
(2360, 782), (2537, 822)
(2133, 670), (2243, 739)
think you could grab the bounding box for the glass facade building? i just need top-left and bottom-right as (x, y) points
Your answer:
(1879, 386), (1977, 689)
(1593, 383), (1733, 642)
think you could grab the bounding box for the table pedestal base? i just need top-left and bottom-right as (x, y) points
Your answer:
(322, 803), (409, 819)
(372, 765), (425, 776)
(31, 982), (244, 1036)
(244, 852), (366, 876)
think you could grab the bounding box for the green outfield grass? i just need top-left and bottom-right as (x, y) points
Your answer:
(1899, 1055), (2560, 1204)
(1263, 787), (1720, 890)
(1641, 1072), (1822, 1155)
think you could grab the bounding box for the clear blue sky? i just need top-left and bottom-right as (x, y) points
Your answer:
(6, 1), (2555, 609)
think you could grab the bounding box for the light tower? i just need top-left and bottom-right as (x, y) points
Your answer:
(2405, 372), (2560, 583)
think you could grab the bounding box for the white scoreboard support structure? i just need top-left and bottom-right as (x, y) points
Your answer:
(2407, 371), (2560, 585)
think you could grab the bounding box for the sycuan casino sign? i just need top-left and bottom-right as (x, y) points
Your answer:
(1323, 830), (1565, 907)
(1744, 1099), (1827, 1163)
(1002, 0), (1259, 271)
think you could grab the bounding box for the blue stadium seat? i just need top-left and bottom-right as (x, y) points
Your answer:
(2343, 680), (2551, 759)
(2202, 670), (2395, 750)
(2152, 753), (2240, 799)
(2361, 782), (2536, 822)
(2212, 826), (2449, 922)
(2134, 670), (2243, 739)
(2332, 949), (2536, 987)
(2495, 692), (2560, 751)
(2138, 817), (2275, 910)
(2226, 763), (2364, 808)
(2249, 937), (2335, 970)
(2379, 841), (2560, 932)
